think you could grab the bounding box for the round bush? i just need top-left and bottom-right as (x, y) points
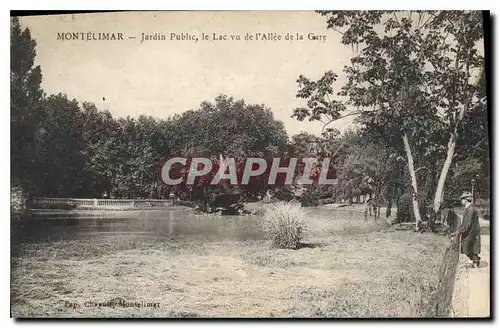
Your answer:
(263, 202), (307, 249)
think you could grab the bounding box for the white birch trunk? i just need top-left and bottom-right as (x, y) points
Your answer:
(402, 132), (422, 229)
(433, 130), (457, 214)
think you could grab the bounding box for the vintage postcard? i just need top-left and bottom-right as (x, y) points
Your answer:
(10, 11), (490, 319)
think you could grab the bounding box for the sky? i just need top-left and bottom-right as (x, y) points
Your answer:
(21, 11), (358, 137)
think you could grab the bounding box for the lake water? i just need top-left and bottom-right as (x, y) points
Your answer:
(11, 206), (388, 251)
(12, 208), (267, 246)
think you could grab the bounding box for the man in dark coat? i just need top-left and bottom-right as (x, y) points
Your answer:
(458, 191), (481, 268)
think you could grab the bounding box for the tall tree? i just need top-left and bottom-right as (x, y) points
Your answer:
(80, 102), (120, 197)
(11, 17), (43, 195)
(174, 95), (289, 157)
(35, 94), (88, 196)
(293, 11), (486, 230)
(289, 132), (321, 157)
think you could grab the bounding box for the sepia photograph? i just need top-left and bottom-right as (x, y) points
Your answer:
(10, 10), (490, 319)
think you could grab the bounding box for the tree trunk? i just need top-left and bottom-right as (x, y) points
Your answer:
(426, 157), (438, 231)
(386, 197), (392, 218)
(431, 68), (481, 228)
(376, 185), (381, 220)
(402, 132), (422, 229)
(433, 129), (458, 221)
(386, 179), (399, 219)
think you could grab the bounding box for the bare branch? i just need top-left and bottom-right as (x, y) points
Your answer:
(393, 12), (400, 26)
(472, 138), (485, 150)
(417, 12), (423, 29)
(319, 110), (363, 133)
(436, 111), (446, 120)
(440, 31), (450, 50)
(415, 166), (428, 174)
(326, 24), (346, 36)
(325, 93), (333, 106)
(338, 111), (364, 120)
(421, 11), (439, 30)
(320, 121), (331, 133)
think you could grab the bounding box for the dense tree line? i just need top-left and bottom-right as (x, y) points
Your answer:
(11, 14), (489, 218)
(11, 18), (291, 200)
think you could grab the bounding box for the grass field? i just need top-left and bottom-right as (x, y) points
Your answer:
(11, 208), (449, 318)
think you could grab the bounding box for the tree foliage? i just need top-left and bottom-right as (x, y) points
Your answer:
(292, 11), (488, 227)
(11, 15), (488, 218)
(10, 18), (294, 199)
(11, 17), (43, 194)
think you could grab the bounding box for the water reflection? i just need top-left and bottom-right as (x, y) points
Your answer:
(12, 209), (266, 245)
(11, 207), (386, 248)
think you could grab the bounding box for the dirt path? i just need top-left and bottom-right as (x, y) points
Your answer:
(451, 233), (490, 318)
(467, 234), (490, 317)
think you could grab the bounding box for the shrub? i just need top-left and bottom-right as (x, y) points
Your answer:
(479, 207), (490, 221)
(263, 202), (307, 249)
(396, 192), (428, 223)
(474, 198), (490, 208)
(10, 185), (27, 214)
(37, 202), (77, 210)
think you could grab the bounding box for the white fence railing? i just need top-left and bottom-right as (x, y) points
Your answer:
(34, 197), (173, 209)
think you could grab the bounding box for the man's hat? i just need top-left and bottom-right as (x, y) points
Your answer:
(460, 191), (473, 200)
